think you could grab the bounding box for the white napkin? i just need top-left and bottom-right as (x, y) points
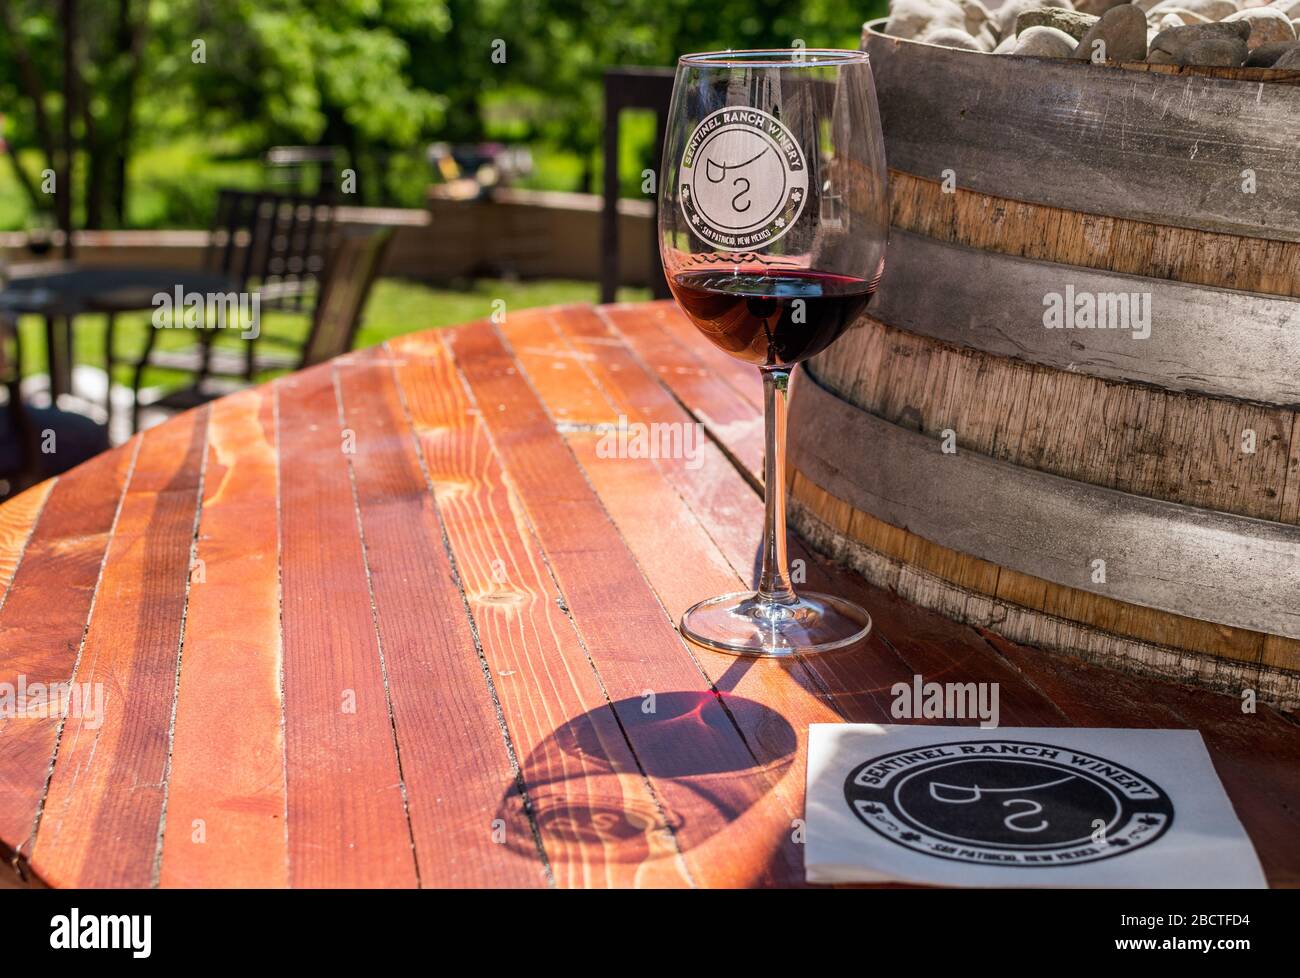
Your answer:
(805, 724), (1265, 888)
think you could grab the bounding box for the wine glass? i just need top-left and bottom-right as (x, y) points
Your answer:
(659, 48), (889, 657)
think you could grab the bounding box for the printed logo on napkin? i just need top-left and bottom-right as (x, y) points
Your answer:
(679, 107), (807, 250)
(845, 740), (1173, 867)
(806, 726), (1266, 888)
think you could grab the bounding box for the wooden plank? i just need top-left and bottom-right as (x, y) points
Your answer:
(788, 367), (1300, 643)
(873, 229), (1300, 407)
(0, 481), (52, 607)
(562, 428), (915, 789)
(555, 304), (774, 588)
(425, 321), (805, 887)
(334, 350), (545, 888)
(531, 307), (874, 699)
(786, 418), (1285, 674)
(561, 306), (918, 722)
(276, 363), (417, 888)
(790, 481), (1300, 705)
(636, 301), (765, 412)
(605, 304), (765, 481)
(0, 446), (135, 881)
(158, 390), (287, 888)
(864, 21), (1300, 242)
(560, 429), (921, 884)
(501, 306), (618, 427)
(585, 304), (1063, 728)
(1117, 61), (1300, 87)
(1281, 411), (1300, 527)
(28, 411), (207, 888)
(558, 305), (766, 575)
(595, 304), (1289, 712)
(520, 306), (1016, 789)
(391, 332), (689, 887)
(890, 170), (1300, 300)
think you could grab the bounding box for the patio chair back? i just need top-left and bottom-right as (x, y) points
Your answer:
(299, 226), (394, 369)
(264, 146), (342, 198)
(204, 189), (336, 312)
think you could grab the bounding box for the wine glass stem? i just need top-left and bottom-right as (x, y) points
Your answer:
(757, 366), (797, 606)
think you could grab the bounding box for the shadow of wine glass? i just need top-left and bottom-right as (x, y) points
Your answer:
(497, 691), (796, 867)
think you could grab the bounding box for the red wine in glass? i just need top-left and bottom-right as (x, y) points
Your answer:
(668, 269), (873, 367)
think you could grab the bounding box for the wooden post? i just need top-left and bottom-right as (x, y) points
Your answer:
(59, 0), (75, 260)
(600, 73), (621, 305)
(600, 68), (675, 303)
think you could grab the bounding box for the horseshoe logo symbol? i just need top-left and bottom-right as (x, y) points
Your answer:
(844, 740), (1175, 867)
(679, 108), (806, 248)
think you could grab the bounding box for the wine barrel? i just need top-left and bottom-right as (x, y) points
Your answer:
(787, 20), (1300, 708)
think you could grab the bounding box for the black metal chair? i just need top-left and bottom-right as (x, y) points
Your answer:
(0, 314), (108, 499)
(601, 67), (675, 304)
(123, 225), (393, 431)
(264, 146), (342, 198)
(0, 314), (32, 494)
(297, 226), (394, 369)
(103, 189), (336, 430)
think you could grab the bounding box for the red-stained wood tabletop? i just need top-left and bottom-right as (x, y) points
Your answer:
(0, 301), (1297, 889)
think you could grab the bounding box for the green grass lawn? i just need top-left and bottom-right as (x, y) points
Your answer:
(15, 277), (651, 391)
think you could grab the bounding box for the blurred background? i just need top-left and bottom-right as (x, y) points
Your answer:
(0, 0), (886, 489)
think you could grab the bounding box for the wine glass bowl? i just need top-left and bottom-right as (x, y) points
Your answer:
(659, 48), (889, 657)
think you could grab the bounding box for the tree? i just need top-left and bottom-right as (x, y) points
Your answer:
(499, 0), (879, 192)
(0, 0), (453, 226)
(0, 0), (887, 227)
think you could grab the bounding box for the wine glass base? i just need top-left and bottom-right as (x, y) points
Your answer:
(680, 591), (871, 657)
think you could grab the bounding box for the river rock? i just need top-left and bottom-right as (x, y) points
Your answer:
(922, 26), (990, 49)
(1075, 0), (1131, 13)
(1145, 0), (1219, 22)
(1073, 3), (1149, 59)
(994, 32), (1020, 50)
(1224, 8), (1296, 49)
(1147, 21), (1251, 63)
(884, 0), (968, 39)
(1017, 8), (1100, 37)
(1145, 0), (1235, 15)
(1276, 42), (1300, 62)
(1245, 38), (1300, 62)
(955, 0), (999, 37)
(1149, 7), (1212, 25)
(1013, 23), (1082, 53)
(995, 0), (1075, 38)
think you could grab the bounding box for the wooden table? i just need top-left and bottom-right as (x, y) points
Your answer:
(0, 263), (236, 398)
(0, 301), (1296, 888)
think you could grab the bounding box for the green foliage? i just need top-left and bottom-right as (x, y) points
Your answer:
(498, 0), (885, 189)
(0, 0), (890, 229)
